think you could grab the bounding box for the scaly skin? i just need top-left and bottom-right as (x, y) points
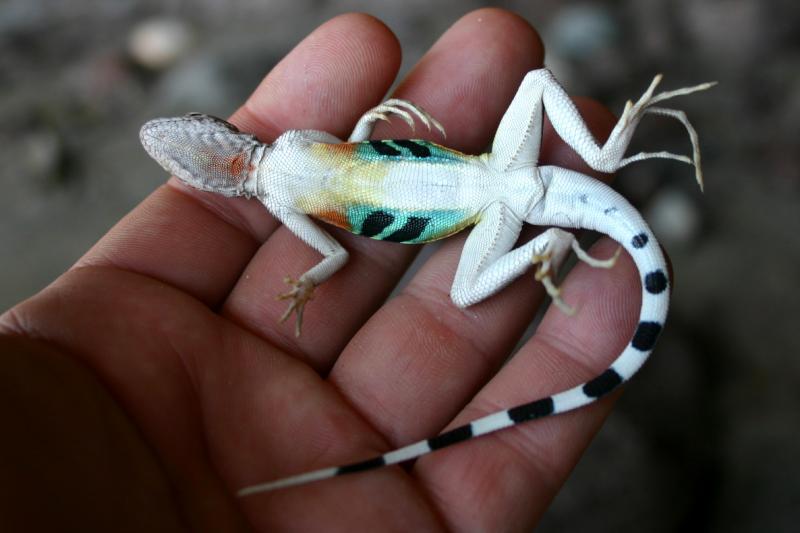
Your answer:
(0, 11), (715, 532)
(140, 61), (712, 497)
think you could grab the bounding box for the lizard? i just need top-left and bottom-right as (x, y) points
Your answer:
(140, 68), (714, 496)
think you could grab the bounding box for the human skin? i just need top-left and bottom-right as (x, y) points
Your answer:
(0, 9), (643, 532)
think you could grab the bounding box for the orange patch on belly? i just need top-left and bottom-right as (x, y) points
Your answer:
(313, 209), (352, 231)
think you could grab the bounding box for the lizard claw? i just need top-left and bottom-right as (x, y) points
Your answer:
(571, 241), (621, 269)
(377, 99), (447, 139)
(532, 250), (576, 316)
(615, 75), (716, 189)
(379, 105), (416, 130)
(277, 276), (315, 337)
(531, 236), (621, 316)
(348, 98), (447, 142)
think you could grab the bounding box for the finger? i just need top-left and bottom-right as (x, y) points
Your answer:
(414, 237), (640, 530)
(76, 14), (400, 308)
(332, 95), (617, 448)
(223, 8), (543, 370)
(1, 267), (253, 530)
(0, 336), (207, 531)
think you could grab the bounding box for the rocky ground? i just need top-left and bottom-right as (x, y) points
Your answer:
(1, 0), (798, 530)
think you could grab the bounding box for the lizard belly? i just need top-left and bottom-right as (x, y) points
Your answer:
(313, 169), (481, 243)
(303, 141), (490, 243)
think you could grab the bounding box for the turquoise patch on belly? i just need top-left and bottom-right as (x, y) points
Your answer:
(347, 205), (474, 243)
(355, 140), (465, 164)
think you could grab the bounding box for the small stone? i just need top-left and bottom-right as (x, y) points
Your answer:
(546, 5), (619, 59)
(128, 18), (194, 70)
(644, 189), (701, 246)
(21, 130), (62, 181)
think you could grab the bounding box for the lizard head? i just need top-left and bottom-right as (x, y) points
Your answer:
(140, 113), (264, 197)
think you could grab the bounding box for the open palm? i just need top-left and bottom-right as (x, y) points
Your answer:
(0, 9), (646, 531)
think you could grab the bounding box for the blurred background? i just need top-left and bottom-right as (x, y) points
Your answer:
(1, 0), (797, 530)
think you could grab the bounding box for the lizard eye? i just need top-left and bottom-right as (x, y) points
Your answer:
(184, 112), (241, 133)
(140, 115), (262, 196)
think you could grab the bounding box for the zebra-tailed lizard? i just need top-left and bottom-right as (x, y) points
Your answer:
(141, 68), (714, 496)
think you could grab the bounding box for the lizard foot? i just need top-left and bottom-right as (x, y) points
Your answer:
(620, 75), (716, 127)
(276, 276), (315, 337)
(616, 75), (717, 190)
(532, 238), (622, 316)
(532, 249), (576, 316)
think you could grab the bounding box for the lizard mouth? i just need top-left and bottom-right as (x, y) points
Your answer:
(140, 113), (263, 197)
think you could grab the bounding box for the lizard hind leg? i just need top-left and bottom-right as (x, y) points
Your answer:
(528, 69), (715, 184)
(609, 77), (717, 188)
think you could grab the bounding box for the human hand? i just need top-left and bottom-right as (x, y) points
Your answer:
(0, 9), (641, 531)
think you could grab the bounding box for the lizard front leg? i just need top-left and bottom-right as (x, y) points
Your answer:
(347, 99), (445, 142)
(269, 207), (349, 336)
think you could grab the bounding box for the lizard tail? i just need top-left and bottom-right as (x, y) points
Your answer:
(237, 166), (669, 497)
(523, 164), (669, 408)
